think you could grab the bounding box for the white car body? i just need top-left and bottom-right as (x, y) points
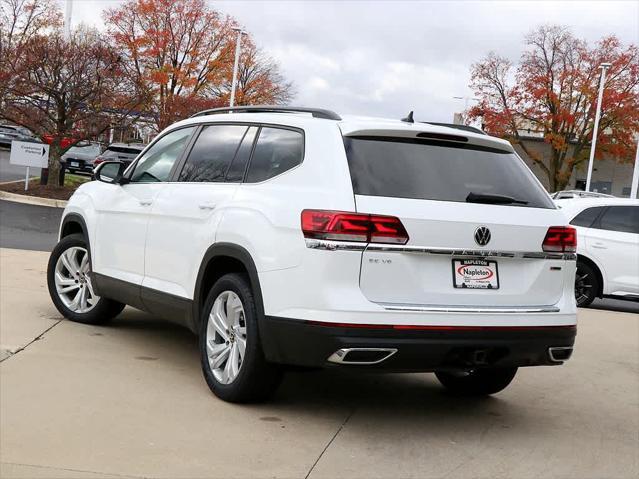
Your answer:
(57, 108), (577, 374)
(558, 198), (639, 299)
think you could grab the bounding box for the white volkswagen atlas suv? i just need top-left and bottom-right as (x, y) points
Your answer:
(47, 106), (578, 402)
(557, 198), (638, 307)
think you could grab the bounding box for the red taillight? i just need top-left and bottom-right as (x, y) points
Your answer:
(93, 156), (104, 166)
(301, 210), (409, 244)
(542, 226), (577, 253)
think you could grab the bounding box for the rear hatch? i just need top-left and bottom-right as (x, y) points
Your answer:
(343, 132), (567, 308)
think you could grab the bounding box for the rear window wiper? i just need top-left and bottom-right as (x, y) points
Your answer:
(466, 192), (529, 205)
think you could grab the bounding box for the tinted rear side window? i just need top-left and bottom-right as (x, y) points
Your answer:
(597, 206), (639, 234)
(344, 137), (555, 209)
(245, 127), (304, 183)
(570, 207), (605, 227)
(179, 125), (247, 182)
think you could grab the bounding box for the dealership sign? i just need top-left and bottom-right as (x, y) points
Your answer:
(10, 141), (49, 168)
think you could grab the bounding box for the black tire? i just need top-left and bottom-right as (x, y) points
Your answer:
(435, 367), (517, 396)
(47, 233), (125, 324)
(199, 273), (282, 403)
(575, 260), (599, 308)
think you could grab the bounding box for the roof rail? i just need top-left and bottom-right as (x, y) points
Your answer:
(190, 105), (342, 121)
(424, 122), (487, 135)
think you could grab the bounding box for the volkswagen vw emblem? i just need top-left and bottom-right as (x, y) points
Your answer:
(474, 226), (491, 246)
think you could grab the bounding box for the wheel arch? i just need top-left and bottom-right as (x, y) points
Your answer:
(577, 254), (604, 298)
(193, 243), (265, 332)
(60, 213), (89, 241)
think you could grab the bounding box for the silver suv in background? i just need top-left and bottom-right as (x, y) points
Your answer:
(93, 143), (146, 168)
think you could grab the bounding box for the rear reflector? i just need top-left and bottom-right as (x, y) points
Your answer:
(301, 210), (409, 244)
(542, 226), (577, 253)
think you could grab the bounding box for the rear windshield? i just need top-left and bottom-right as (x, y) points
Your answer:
(344, 137), (555, 209)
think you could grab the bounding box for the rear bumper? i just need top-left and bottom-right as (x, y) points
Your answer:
(260, 316), (577, 371)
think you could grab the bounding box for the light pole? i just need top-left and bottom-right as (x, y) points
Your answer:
(229, 27), (247, 107)
(585, 62), (612, 192)
(64, 0), (73, 41)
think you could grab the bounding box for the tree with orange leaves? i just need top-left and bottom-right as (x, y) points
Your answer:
(104, 0), (293, 131)
(469, 25), (639, 192)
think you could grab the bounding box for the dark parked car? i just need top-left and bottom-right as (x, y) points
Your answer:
(93, 143), (146, 169)
(62, 142), (104, 175)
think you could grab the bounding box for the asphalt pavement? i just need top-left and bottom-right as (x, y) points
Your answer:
(0, 148), (41, 182)
(0, 200), (62, 251)
(1, 247), (637, 479)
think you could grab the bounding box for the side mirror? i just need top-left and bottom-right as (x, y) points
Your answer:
(93, 161), (126, 184)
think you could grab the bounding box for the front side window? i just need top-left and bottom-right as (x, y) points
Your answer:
(130, 127), (195, 183)
(597, 206), (639, 234)
(344, 137), (555, 208)
(179, 125), (248, 182)
(245, 127), (304, 183)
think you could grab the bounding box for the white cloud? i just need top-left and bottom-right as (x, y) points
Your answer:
(59, 0), (639, 122)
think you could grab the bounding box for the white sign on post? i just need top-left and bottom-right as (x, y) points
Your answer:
(9, 141), (49, 191)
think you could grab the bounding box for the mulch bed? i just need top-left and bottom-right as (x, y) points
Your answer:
(0, 179), (77, 200)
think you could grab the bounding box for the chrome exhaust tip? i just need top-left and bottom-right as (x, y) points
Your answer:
(548, 346), (573, 363)
(327, 348), (397, 365)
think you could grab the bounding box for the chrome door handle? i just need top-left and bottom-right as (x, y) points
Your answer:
(139, 200), (153, 206)
(198, 202), (217, 210)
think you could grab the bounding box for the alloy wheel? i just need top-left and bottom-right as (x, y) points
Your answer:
(54, 246), (98, 313)
(205, 291), (247, 384)
(575, 266), (594, 306)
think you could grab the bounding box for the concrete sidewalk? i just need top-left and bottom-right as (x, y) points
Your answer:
(1, 247), (638, 479)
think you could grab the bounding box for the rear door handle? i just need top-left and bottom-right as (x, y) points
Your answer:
(139, 200), (153, 206)
(198, 202), (217, 210)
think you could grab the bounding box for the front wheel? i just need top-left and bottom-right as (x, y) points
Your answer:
(47, 233), (125, 324)
(435, 367), (517, 396)
(199, 273), (282, 403)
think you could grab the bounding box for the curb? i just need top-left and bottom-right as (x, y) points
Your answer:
(0, 190), (67, 208)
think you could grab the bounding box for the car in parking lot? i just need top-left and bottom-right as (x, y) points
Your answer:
(92, 142), (146, 168)
(0, 124), (39, 148)
(551, 190), (615, 200)
(62, 142), (104, 175)
(47, 106), (577, 402)
(557, 198), (639, 307)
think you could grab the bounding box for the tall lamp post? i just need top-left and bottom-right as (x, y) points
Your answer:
(64, 0), (73, 40)
(585, 62), (612, 192)
(229, 27), (247, 107)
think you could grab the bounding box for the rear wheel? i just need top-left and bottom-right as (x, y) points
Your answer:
(435, 367), (517, 396)
(47, 233), (125, 324)
(575, 260), (599, 308)
(199, 273), (282, 403)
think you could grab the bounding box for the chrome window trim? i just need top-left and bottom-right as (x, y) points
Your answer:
(304, 239), (576, 260)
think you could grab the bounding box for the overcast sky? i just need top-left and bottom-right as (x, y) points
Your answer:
(64, 0), (638, 122)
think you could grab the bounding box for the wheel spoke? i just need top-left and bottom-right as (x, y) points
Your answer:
(58, 283), (80, 294)
(209, 343), (230, 369)
(210, 302), (229, 341)
(68, 288), (83, 311)
(226, 294), (242, 325)
(79, 253), (89, 273)
(236, 335), (246, 360)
